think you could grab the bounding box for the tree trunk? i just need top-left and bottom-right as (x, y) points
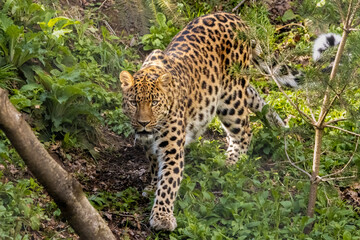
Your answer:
(304, 127), (323, 234)
(0, 88), (116, 240)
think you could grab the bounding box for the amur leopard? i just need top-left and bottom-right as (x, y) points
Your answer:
(120, 12), (301, 231)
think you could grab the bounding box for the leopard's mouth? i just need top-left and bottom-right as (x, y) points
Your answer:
(135, 130), (154, 142)
(136, 130), (153, 135)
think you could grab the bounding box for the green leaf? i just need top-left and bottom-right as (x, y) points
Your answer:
(47, 16), (71, 28)
(202, 191), (212, 200)
(316, 0), (326, 7)
(0, 13), (14, 31)
(20, 83), (43, 92)
(281, 9), (298, 22)
(263, 147), (270, 155)
(343, 231), (352, 240)
(280, 200), (292, 209)
(30, 215), (41, 230)
(52, 29), (72, 38)
(156, 13), (167, 26)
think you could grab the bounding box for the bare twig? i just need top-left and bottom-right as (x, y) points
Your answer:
(326, 118), (348, 125)
(317, 1), (353, 125)
(351, 15), (360, 28)
(103, 20), (116, 36)
(232, 0), (247, 12)
(98, 0), (108, 10)
(345, 0), (353, 28)
(276, 23), (306, 31)
(321, 175), (356, 182)
(318, 94), (339, 126)
(322, 137), (359, 179)
(284, 135), (312, 178)
(325, 124), (360, 137)
(348, 0), (360, 27)
(318, 74), (348, 126)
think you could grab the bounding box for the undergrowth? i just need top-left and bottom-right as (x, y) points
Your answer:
(0, 0), (139, 237)
(0, 0), (359, 239)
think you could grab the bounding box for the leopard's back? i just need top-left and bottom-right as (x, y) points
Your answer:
(162, 12), (252, 143)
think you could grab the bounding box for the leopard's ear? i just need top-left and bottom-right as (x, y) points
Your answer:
(119, 71), (134, 91)
(157, 73), (172, 90)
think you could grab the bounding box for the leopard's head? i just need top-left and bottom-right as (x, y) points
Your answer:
(120, 65), (174, 140)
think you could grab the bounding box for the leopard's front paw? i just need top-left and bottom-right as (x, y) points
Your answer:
(225, 158), (237, 166)
(225, 157), (238, 167)
(150, 212), (177, 231)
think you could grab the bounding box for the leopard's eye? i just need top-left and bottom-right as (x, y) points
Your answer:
(152, 100), (159, 106)
(129, 100), (137, 106)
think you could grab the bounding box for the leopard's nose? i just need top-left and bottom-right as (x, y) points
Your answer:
(138, 121), (150, 127)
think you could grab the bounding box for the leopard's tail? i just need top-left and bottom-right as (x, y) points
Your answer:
(250, 40), (303, 89)
(250, 33), (342, 89)
(248, 33), (342, 128)
(312, 33), (342, 61)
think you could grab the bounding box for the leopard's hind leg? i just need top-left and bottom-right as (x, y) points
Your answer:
(217, 76), (252, 165)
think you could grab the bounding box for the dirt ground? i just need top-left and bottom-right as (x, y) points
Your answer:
(38, 127), (154, 239)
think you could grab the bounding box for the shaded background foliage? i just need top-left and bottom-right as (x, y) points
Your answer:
(0, 0), (359, 239)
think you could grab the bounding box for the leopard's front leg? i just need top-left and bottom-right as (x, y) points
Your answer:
(142, 146), (158, 197)
(149, 135), (185, 231)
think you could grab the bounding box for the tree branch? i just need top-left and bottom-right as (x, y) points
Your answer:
(318, 84), (347, 125)
(275, 23), (306, 31)
(232, 0), (246, 12)
(0, 88), (116, 240)
(326, 118), (348, 125)
(348, 0), (360, 27)
(321, 175), (356, 182)
(324, 124), (360, 137)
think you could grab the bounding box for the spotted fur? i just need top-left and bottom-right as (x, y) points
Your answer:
(120, 12), (287, 231)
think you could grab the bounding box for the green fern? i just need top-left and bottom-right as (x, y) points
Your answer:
(145, 0), (181, 25)
(0, 64), (19, 89)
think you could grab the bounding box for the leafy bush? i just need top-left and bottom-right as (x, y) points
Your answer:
(31, 66), (103, 136)
(0, 0), (139, 145)
(88, 188), (141, 213)
(0, 178), (47, 239)
(0, 131), (24, 168)
(141, 12), (180, 51)
(104, 107), (133, 137)
(0, 64), (19, 89)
